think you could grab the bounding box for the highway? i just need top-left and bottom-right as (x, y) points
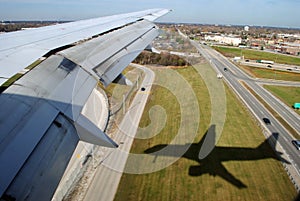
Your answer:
(208, 48), (300, 134)
(190, 40), (300, 188)
(82, 64), (155, 201)
(239, 60), (300, 73)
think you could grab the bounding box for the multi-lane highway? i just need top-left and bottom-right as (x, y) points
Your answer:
(239, 60), (300, 73)
(190, 39), (300, 188)
(207, 47), (300, 133)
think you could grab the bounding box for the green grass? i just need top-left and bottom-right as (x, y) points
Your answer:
(129, 66), (211, 154)
(130, 85), (180, 151)
(114, 64), (296, 201)
(213, 46), (300, 66)
(264, 85), (300, 115)
(239, 65), (300, 82)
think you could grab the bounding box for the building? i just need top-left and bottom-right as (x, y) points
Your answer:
(281, 46), (300, 55)
(280, 42), (300, 55)
(205, 35), (242, 46)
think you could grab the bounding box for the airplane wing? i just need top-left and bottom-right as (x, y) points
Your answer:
(0, 9), (170, 200)
(0, 8), (169, 85)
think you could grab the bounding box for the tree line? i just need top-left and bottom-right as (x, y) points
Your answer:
(133, 51), (188, 66)
(0, 22), (59, 32)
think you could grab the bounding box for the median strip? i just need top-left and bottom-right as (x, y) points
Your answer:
(241, 81), (299, 138)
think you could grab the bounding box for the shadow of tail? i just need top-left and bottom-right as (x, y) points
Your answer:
(258, 132), (290, 164)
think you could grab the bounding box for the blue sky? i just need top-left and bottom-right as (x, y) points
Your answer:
(0, 0), (299, 28)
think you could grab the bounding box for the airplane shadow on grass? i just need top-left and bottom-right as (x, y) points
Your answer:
(144, 125), (290, 189)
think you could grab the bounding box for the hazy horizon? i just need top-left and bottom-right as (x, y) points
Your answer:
(0, 0), (299, 29)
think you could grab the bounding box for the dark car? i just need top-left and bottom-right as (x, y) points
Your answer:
(141, 87), (146, 91)
(267, 65), (272, 68)
(224, 68), (228, 72)
(292, 140), (300, 150)
(263, 118), (271, 125)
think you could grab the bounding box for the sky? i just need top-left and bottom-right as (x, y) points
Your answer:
(0, 0), (300, 28)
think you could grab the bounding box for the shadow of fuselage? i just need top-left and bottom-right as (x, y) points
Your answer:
(144, 125), (289, 189)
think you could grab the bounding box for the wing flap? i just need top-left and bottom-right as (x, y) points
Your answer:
(0, 101), (60, 196)
(75, 114), (118, 148)
(59, 20), (159, 86)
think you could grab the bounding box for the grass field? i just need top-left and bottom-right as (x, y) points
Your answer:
(212, 46), (300, 66)
(114, 64), (296, 201)
(264, 85), (300, 115)
(239, 65), (300, 82)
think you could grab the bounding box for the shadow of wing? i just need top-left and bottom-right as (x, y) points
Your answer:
(189, 163), (247, 189)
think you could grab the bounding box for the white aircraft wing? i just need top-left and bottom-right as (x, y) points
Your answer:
(0, 9), (170, 200)
(0, 8), (169, 85)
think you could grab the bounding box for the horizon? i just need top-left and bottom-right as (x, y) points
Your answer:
(2, 20), (300, 31)
(0, 1), (300, 29)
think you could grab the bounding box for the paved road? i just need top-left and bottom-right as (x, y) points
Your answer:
(82, 64), (155, 201)
(239, 60), (300, 73)
(255, 79), (300, 87)
(189, 40), (300, 188)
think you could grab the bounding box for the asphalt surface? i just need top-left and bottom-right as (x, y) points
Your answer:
(82, 64), (155, 201)
(190, 40), (300, 188)
(239, 60), (300, 73)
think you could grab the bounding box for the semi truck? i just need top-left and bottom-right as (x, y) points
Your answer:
(256, 60), (274, 65)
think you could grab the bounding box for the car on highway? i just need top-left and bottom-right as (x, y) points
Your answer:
(292, 140), (300, 150)
(267, 65), (272, 68)
(224, 68), (228, 72)
(263, 118), (271, 125)
(141, 87), (146, 91)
